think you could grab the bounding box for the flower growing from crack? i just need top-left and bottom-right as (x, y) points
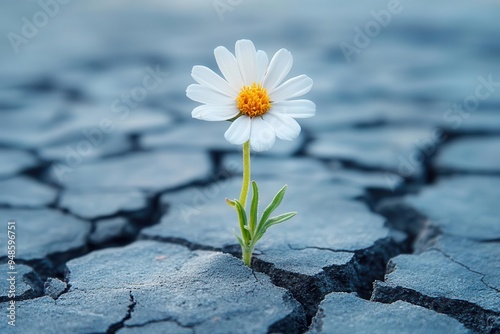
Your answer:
(186, 39), (315, 266)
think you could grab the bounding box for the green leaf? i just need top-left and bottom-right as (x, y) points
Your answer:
(253, 185), (289, 243)
(257, 184), (288, 231)
(255, 212), (297, 242)
(266, 212), (297, 227)
(225, 198), (236, 207)
(234, 200), (251, 245)
(232, 229), (246, 248)
(249, 181), (259, 237)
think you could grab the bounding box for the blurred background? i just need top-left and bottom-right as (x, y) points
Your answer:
(0, 0), (499, 189)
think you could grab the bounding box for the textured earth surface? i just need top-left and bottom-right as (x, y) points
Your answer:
(0, 1), (499, 333)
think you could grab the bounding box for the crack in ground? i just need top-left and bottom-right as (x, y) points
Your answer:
(7, 131), (498, 333)
(429, 248), (500, 294)
(138, 177), (418, 332)
(477, 238), (500, 243)
(0, 266), (44, 302)
(287, 244), (355, 254)
(370, 188), (500, 333)
(106, 291), (136, 334)
(139, 235), (222, 252)
(372, 284), (500, 334)
(252, 235), (408, 328)
(251, 270), (264, 286)
(307, 304), (326, 334)
(3, 191), (168, 303)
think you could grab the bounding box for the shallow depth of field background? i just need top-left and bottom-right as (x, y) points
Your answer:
(1, 1), (498, 155)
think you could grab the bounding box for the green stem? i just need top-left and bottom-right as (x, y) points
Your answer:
(242, 246), (253, 267)
(239, 141), (251, 208)
(239, 141), (252, 267)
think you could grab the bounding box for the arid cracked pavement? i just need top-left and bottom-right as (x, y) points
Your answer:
(0, 1), (499, 333)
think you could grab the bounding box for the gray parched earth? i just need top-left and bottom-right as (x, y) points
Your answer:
(0, 1), (499, 333)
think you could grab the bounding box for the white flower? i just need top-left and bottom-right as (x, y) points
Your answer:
(186, 39), (315, 152)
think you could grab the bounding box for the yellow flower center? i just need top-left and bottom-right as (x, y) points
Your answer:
(236, 83), (271, 118)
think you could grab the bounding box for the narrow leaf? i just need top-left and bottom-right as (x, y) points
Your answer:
(249, 181), (259, 236)
(232, 229), (246, 248)
(257, 185), (288, 235)
(256, 212), (297, 242)
(234, 200), (251, 244)
(265, 212), (297, 227)
(225, 198), (236, 207)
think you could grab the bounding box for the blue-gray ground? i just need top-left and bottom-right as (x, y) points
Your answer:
(0, 1), (499, 333)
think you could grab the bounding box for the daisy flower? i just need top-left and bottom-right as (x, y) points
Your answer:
(186, 39), (315, 152)
(185, 39), (315, 267)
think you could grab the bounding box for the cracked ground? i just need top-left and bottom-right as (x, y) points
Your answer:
(0, 1), (499, 333)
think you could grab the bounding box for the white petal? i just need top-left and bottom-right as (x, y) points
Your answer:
(214, 46), (244, 90)
(272, 100), (316, 118)
(270, 75), (313, 102)
(264, 111), (301, 141)
(262, 48), (293, 91)
(249, 117), (276, 152)
(192, 105), (239, 121)
(191, 65), (237, 96)
(235, 39), (258, 85)
(186, 84), (234, 105)
(224, 116), (251, 145)
(256, 50), (269, 83)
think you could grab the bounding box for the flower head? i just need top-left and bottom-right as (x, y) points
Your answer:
(186, 39), (315, 152)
